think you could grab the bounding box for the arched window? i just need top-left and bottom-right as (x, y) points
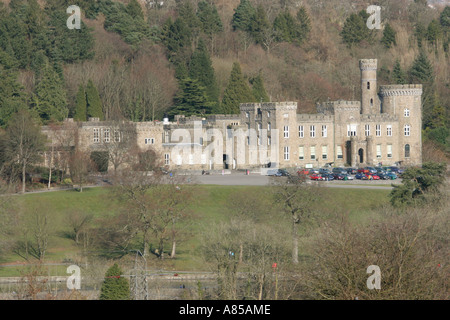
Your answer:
(370, 98), (373, 106)
(367, 82), (370, 89)
(405, 144), (410, 158)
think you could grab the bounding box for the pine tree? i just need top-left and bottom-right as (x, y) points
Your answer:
(0, 66), (27, 127)
(250, 73), (269, 102)
(86, 79), (103, 120)
(429, 91), (446, 129)
(74, 84), (87, 122)
(99, 264), (130, 300)
(248, 5), (271, 47)
(273, 10), (296, 43)
(170, 77), (212, 117)
(126, 0), (144, 20)
(197, 1), (223, 37)
(232, 0), (255, 32)
(189, 40), (219, 108)
(34, 63), (68, 123)
(381, 23), (396, 48)
(296, 6), (311, 44)
(221, 62), (255, 114)
(426, 19), (442, 46)
(409, 51), (435, 129)
(392, 60), (406, 84)
(341, 11), (372, 47)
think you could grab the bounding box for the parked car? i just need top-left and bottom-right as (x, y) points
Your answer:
(365, 167), (378, 174)
(355, 173), (368, 180)
(346, 168), (357, 174)
(310, 174), (325, 181)
(276, 169), (290, 176)
(332, 173), (345, 180)
(343, 174), (354, 180)
(322, 174), (335, 181)
(319, 168), (331, 175)
(357, 168), (369, 174)
(309, 168), (320, 174)
(386, 172), (398, 180)
(332, 167), (347, 174)
(369, 174), (380, 180)
(377, 172), (389, 180)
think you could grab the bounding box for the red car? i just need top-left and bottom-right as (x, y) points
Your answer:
(310, 174), (325, 181)
(366, 174), (380, 180)
(357, 168), (369, 174)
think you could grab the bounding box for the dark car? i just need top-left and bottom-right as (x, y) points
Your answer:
(346, 168), (357, 174)
(355, 172), (368, 180)
(386, 172), (398, 180)
(365, 167), (378, 174)
(376, 172), (389, 180)
(332, 167), (347, 174)
(332, 173), (345, 180)
(322, 174), (335, 181)
(276, 169), (290, 177)
(319, 168), (331, 175)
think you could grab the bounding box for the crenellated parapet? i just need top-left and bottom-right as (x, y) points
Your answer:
(317, 100), (361, 114)
(379, 84), (423, 97)
(359, 59), (378, 71)
(240, 102), (298, 112)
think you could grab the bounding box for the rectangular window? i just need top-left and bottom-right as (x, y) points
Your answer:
(164, 153), (170, 165)
(257, 122), (262, 131)
(164, 131), (170, 143)
(322, 145), (328, 160)
(310, 146), (316, 160)
(337, 145), (343, 159)
(322, 125), (327, 138)
(376, 144), (382, 158)
(365, 124), (370, 136)
(145, 138), (155, 145)
(268, 122), (271, 131)
(404, 108), (410, 117)
(268, 136), (271, 146)
(404, 125), (410, 136)
(284, 126), (289, 138)
(347, 124), (357, 137)
(93, 128), (99, 143)
(387, 144), (392, 158)
(114, 130), (120, 142)
(284, 146), (290, 161)
(299, 125), (304, 138)
(376, 124), (381, 136)
(310, 125), (316, 138)
(299, 146), (304, 160)
(103, 128), (110, 143)
(387, 125), (392, 137)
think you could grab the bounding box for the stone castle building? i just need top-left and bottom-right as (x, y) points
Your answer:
(42, 59), (422, 172)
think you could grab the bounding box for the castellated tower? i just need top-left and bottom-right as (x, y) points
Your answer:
(379, 84), (423, 166)
(359, 59), (379, 115)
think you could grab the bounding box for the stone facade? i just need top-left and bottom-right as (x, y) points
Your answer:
(41, 59), (422, 171)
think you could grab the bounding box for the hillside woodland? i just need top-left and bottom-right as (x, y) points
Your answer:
(0, 0), (448, 160)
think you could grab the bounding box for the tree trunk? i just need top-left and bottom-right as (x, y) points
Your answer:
(22, 161), (26, 194)
(292, 218), (299, 264)
(170, 239), (176, 259)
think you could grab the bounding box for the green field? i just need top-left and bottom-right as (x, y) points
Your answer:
(0, 185), (391, 276)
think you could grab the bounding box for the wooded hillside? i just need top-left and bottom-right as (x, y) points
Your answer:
(0, 0), (448, 157)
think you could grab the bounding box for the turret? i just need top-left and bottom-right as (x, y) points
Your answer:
(359, 59), (379, 115)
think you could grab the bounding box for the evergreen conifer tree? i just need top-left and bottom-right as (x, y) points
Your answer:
(74, 84), (87, 122)
(86, 79), (103, 120)
(250, 73), (269, 102)
(99, 264), (130, 300)
(189, 39), (219, 110)
(34, 63), (68, 123)
(232, 0), (255, 32)
(221, 62), (255, 114)
(392, 60), (406, 84)
(381, 23), (396, 48)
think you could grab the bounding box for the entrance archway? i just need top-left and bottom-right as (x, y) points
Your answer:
(358, 148), (364, 164)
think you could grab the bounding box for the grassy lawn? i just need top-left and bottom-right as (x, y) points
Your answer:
(0, 185), (391, 276)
